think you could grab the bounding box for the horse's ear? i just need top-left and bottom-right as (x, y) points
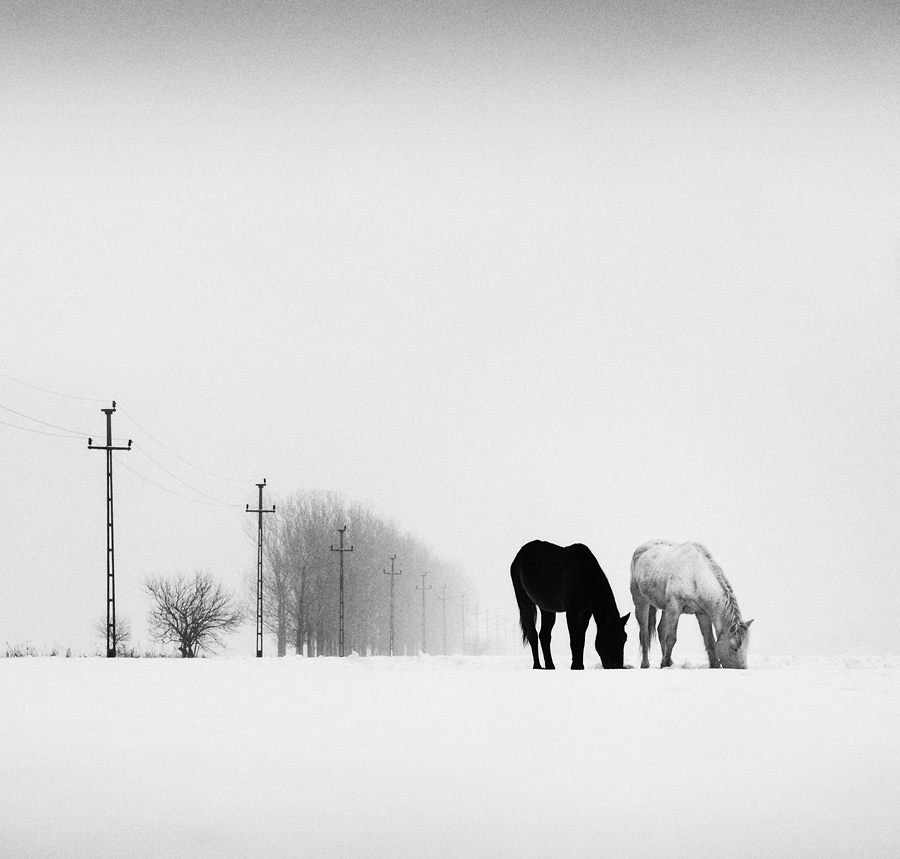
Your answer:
(621, 613), (631, 626)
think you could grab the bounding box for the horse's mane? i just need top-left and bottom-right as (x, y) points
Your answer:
(693, 543), (746, 642)
(574, 544), (620, 616)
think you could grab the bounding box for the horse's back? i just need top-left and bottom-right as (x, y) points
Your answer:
(630, 540), (721, 611)
(512, 540), (604, 614)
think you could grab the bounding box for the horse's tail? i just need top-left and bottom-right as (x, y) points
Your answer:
(631, 542), (658, 644)
(647, 604), (657, 644)
(510, 554), (536, 645)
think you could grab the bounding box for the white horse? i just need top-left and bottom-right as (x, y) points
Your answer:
(630, 540), (753, 669)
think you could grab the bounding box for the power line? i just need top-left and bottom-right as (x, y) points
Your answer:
(0, 371), (107, 403)
(0, 418), (87, 439)
(1, 394), (247, 505)
(0, 402), (91, 437)
(114, 455), (241, 508)
(1, 381), (251, 488)
(119, 407), (253, 484)
(131, 443), (241, 507)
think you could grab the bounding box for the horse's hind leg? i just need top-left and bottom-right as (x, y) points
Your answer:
(633, 598), (653, 669)
(659, 607), (681, 668)
(696, 613), (718, 668)
(538, 609), (556, 670)
(566, 610), (590, 670)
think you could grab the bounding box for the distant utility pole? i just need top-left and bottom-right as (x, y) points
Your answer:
(461, 593), (466, 655)
(485, 608), (490, 654)
(437, 584), (448, 655)
(416, 572), (432, 654)
(474, 600), (480, 652)
(494, 615), (500, 655)
(383, 554), (402, 656)
(88, 401), (132, 658)
(330, 526), (353, 657)
(246, 479), (275, 658)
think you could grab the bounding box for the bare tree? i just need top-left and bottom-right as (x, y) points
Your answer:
(93, 616), (132, 656)
(145, 571), (244, 658)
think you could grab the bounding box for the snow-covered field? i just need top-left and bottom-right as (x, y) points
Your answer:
(2, 654), (898, 858)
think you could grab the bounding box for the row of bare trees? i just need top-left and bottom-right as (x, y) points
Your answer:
(259, 490), (475, 657)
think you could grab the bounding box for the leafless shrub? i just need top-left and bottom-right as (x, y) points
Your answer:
(145, 571), (244, 658)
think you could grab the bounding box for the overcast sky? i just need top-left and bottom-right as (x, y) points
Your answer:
(2, 1), (899, 657)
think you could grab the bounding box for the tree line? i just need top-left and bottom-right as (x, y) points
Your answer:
(126, 490), (484, 657)
(258, 490), (476, 657)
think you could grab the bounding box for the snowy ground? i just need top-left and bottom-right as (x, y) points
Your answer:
(2, 654), (898, 859)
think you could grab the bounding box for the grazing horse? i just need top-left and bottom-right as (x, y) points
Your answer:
(510, 540), (630, 670)
(630, 540), (753, 669)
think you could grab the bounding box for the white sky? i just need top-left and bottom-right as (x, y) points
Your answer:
(2, 1), (899, 656)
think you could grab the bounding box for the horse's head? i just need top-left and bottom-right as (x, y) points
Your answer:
(715, 619), (753, 669)
(597, 613), (630, 669)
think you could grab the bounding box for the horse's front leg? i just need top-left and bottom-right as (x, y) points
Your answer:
(659, 607), (681, 668)
(566, 610), (589, 669)
(538, 609), (556, 670)
(696, 613), (718, 668)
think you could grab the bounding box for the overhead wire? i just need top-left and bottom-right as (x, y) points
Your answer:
(1, 371), (257, 503)
(131, 443), (243, 507)
(0, 371), (108, 403)
(0, 418), (86, 438)
(0, 402), (92, 437)
(114, 454), (244, 508)
(118, 407), (254, 484)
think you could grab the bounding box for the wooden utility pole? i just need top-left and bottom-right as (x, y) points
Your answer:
(383, 554), (401, 656)
(246, 480), (275, 657)
(88, 401), (132, 658)
(330, 526), (353, 656)
(437, 584), (448, 655)
(416, 571), (432, 654)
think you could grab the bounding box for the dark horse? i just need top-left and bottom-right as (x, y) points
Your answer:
(511, 540), (630, 669)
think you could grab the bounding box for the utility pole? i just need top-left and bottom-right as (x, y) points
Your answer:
(494, 615), (500, 656)
(246, 480), (275, 658)
(485, 608), (490, 654)
(461, 593), (466, 655)
(383, 554), (401, 656)
(330, 526), (353, 657)
(474, 600), (480, 653)
(437, 584), (448, 655)
(88, 401), (132, 658)
(416, 571), (432, 654)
